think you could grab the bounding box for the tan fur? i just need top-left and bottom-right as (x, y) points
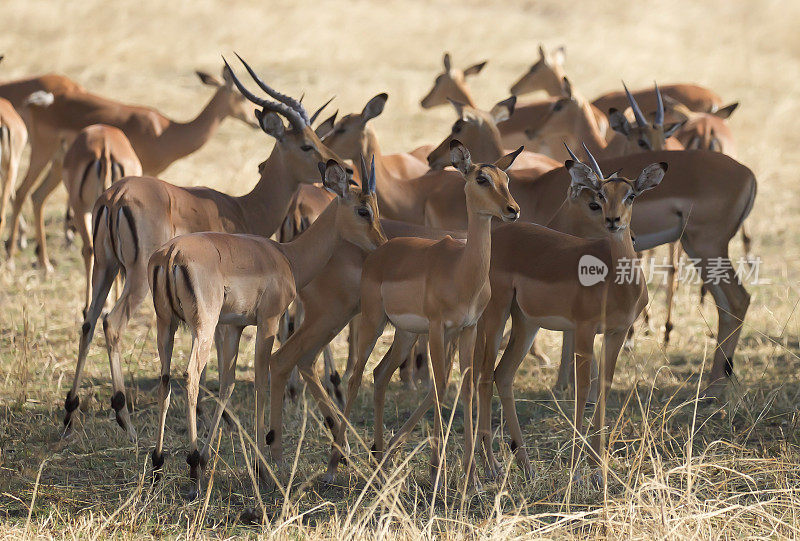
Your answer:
(62, 125), (142, 313)
(5, 64), (258, 270)
(0, 98), (27, 246)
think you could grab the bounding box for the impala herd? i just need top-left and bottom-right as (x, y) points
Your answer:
(0, 46), (755, 499)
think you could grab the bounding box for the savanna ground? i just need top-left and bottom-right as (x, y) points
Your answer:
(1, 0), (800, 538)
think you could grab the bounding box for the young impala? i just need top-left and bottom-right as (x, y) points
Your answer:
(62, 57), (342, 441)
(475, 150), (666, 485)
(149, 158), (386, 500)
(62, 124), (142, 314)
(6, 64), (258, 272)
(325, 141), (521, 489)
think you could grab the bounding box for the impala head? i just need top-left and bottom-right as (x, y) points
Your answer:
(427, 96), (516, 170)
(196, 65), (260, 129)
(564, 143), (667, 235)
(224, 55), (345, 184)
(661, 96), (738, 154)
(523, 77), (592, 142)
(509, 44), (567, 97)
(607, 82), (685, 152)
(321, 157), (387, 250)
(420, 53), (486, 109)
(450, 140), (520, 222)
(321, 92), (388, 163)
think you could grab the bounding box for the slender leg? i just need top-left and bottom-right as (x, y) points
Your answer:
(253, 325), (275, 480)
(570, 324), (595, 482)
(372, 330), (417, 460)
(476, 313), (506, 479)
(0, 154), (20, 240)
(663, 242), (680, 345)
(200, 325), (242, 464)
(740, 223), (753, 262)
(493, 311), (539, 479)
(102, 263), (149, 442)
(345, 315), (360, 379)
(554, 330), (575, 394)
(321, 344), (342, 408)
(324, 309), (387, 482)
(427, 320), (450, 488)
(77, 212), (93, 316)
(185, 328), (215, 501)
(457, 324), (479, 488)
(681, 237), (750, 398)
(63, 255), (118, 436)
(584, 328), (627, 488)
(6, 131), (58, 258)
(30, 156), (64, 273)
(151, 316), (177, 482)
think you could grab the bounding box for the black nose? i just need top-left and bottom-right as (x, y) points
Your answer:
(606, 217), (620, 226)
(506, 206), (517, 214)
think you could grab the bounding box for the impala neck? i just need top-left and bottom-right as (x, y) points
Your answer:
(237, 146), (301, 238)
(277, 199), (339, 290)
(456, 206), (493, 294)
(158, 88), (230, 166)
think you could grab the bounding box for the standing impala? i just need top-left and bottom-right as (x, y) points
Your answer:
(0, 97), (26, 242)
(5, 64), (258, 272)
(474, 152), (666, 486)
(325, 141), (521, 489)
(62, 124), (142, 315)
(62, 57), (343, 441)
(149, 158), (386, 500)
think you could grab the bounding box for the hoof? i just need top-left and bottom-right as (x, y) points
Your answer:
(320, 472), (337, 485)
(185, 487), (201, 502)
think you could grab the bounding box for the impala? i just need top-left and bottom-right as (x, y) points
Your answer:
(324, 141), (522, 489)
(0, 97), (26, 242)
(663, 97), (738, 157)
(475, 151), (666, 486)
(62, 57), (342, 441)
(149, 158), (386, 499)
(5, 64), (259, 272)
(592, 82), (723, 117)
(425, 96), (561, 172)
(62, 124), (142, 314)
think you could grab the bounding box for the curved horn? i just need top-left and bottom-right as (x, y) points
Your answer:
(310, 95), (335, 125)
(623, 81), (648, 127)
(223, 56), (307, 132)
(563, 142), (581, 163)
(234, 52), (310, 124)
(582, 142), (603, 179)
(654, 81), (664, 127)
(367, 155), (377, 194)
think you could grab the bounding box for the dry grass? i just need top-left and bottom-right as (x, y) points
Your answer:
(1, 0), (800, 538)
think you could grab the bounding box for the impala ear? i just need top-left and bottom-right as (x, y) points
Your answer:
(561, 77), (573, 99)
(322, 159), (349, 198)
(495, 146), (524, 171)
(450, 139), (472, 176)
(464, 61), (487, 77)
(443, 52), (452, 72)
(490, 96), (516, 123)
(221, 65), (234, 86)
(552, 46), (566, 65)
(713, 102), (739, 119)
(565, 160), (601, 192)
(315, 111), (338, 138)
(362, 93), (388, 123)
(634, 162), (668, 194)
(447, 98), (467, 119)
(663, 120), (686, 138)
(196, 71), (222, 87)
(257, 110), (285, 140)
(608, 108), (631, 136)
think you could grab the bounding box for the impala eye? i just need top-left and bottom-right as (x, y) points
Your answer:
(638, 139), (649, 149)
(301, 144), (313, 152)
(477, 175), (489, 185)
(626, 193), (635, 203)
(588, 201), (601, 211)
(356, 207), (371, 219)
